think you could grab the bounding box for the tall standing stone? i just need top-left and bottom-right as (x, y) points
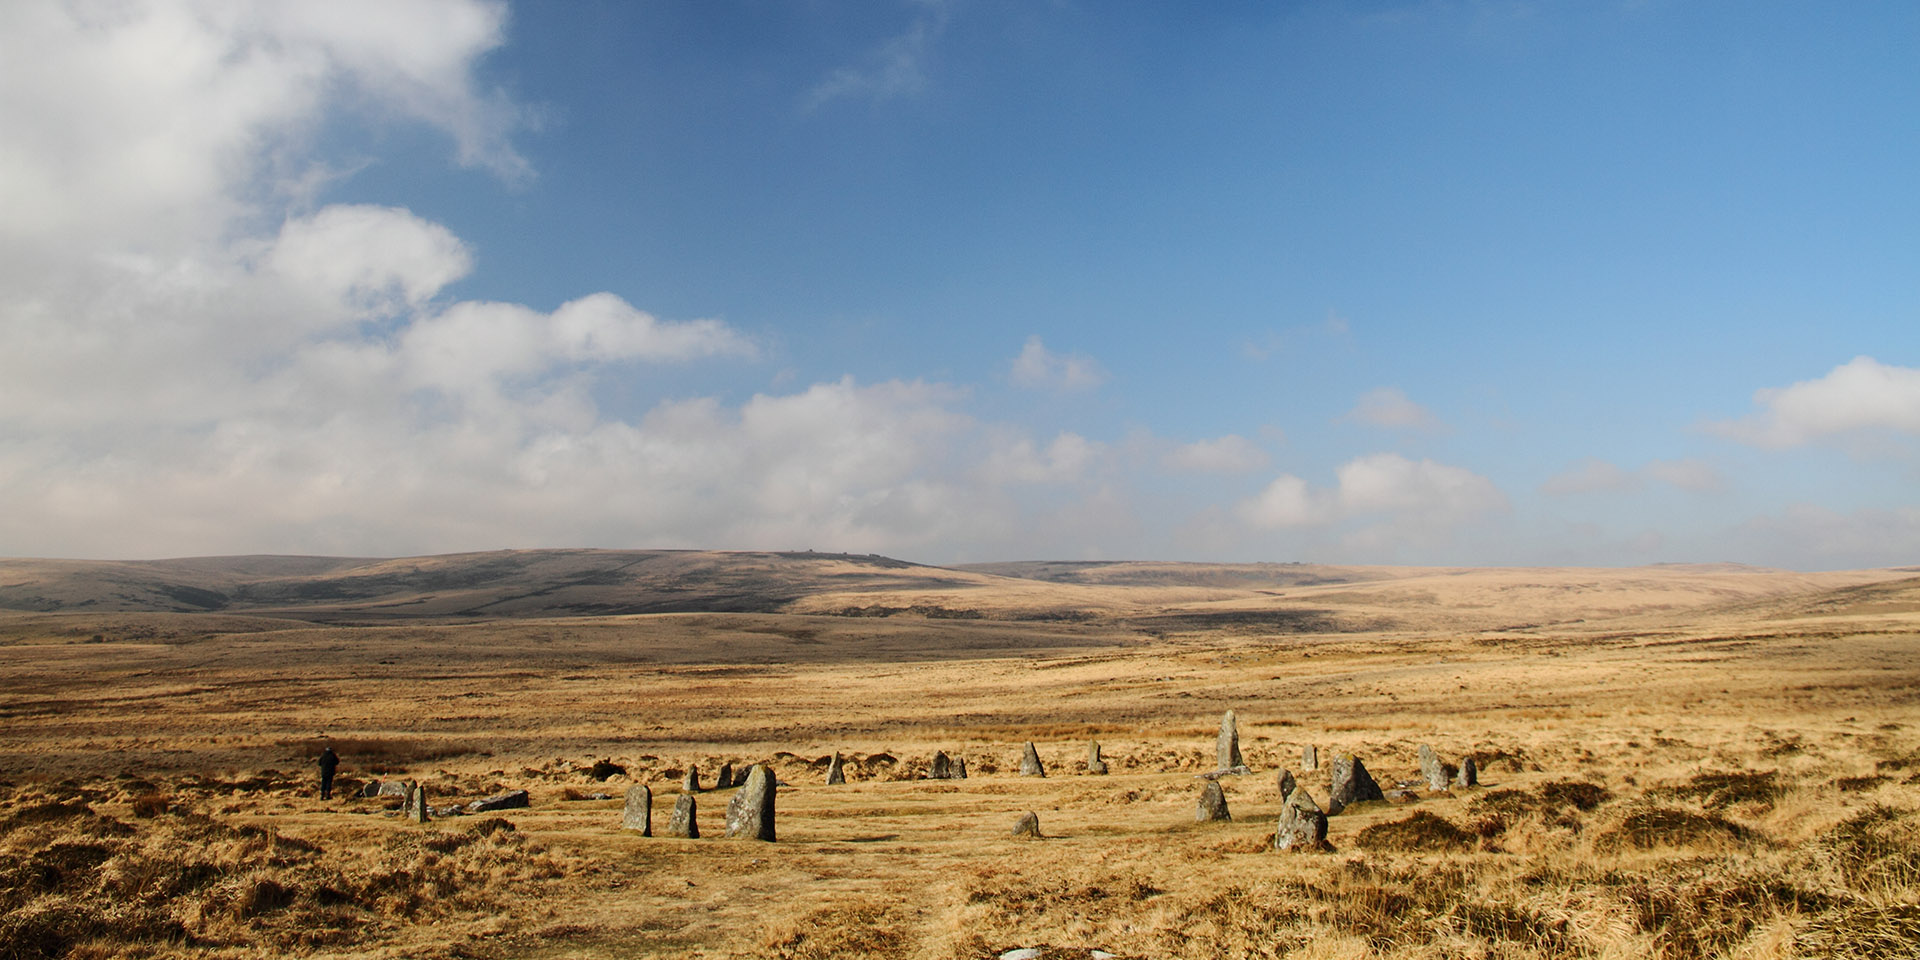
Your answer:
(682, 764), (701, 794)
(1327, 754), (1384, 815)
(1276, 767), (1297, 799)
(717, 763), (733, 790)
(1217, 710), (1244, 772)
(1020, 742), (1046, 778)
(1087, 740), (1109, 775)
(1418, 744), (1449, 791)
(1011, 811), (1041, 838)
(955, 757), (968, 779)
(622, 785), (652, 835)
(930, 751), (955, 780)
(1301, 744), (1318, 772)
(1456, 756), (1478, 788)
(406, 783), (430, 823)
(1274, 787), (1329, 852)
(1196, 780), (1231, 822)
(826, 752), (846, 785)
(724, 764), (776, 841)
(666, 793), (699, 838)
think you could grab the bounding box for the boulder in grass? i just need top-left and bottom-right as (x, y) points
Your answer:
(1020, 742), (1046, 778)
(1274, 788), (1330, 852)
(1217, 710), (1245, 772)
(1419, 744), (1449, 792)
(724, 764), (777, 842)
(1327, 754), (1384, 815)
(666, 794), (698, 838)
(622, 785), (652, 835)
(1011, 811), (1041, 838)
(1196, 780), (1231, 822)
(368, 780), (410, 799)
(466, 789), (530, 813)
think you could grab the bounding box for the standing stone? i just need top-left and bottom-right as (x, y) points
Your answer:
(955, 757), (968, 779)
(1456, 756), (1478, 788)
(930, 751), (955, 780)
(1011, 811), (1041, 838)
(826, 752), (846, 785)
(682, 764), (701, 794)
(1276, 767), (1297, 799)
(1302, 744), (1319, 772)
(724, 764), (776, 841)
(1327, 754), (1384, 815)
(406, 783), (430, 823)
(1019, 742), (1046, 778)
(717, 763), (733, 790)
(666, 794), (699, 838)
(1274, 788), (1330, 852)
(1418, 744), (1449, 791)
(1196, 780), (1231, 822)
(1087, 740), (1109, 775)
(622, 785), (652, 835)
(1217, 710), (1244, 772)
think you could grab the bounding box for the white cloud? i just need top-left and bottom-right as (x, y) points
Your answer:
(1237, 453), (1506, 531)
(1644, 458), (1726, 493)
(980, 432), (1101, 485)
(269, 204), (472, 319)
(1343, 386), (1444, 431)
(1010, 335), (1106, 392)
(1709, 356), (1920, 448)
(1541, 458), (1639, 496)
(1163, 435), (1269, 474)
(802, 1), (948, 112)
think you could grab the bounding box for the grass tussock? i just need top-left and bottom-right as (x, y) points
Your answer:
(1352, 811), (1476, 852)
(1599, 805), (1751, 850)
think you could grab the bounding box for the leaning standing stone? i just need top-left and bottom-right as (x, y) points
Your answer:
(1087, 740), (1109, 775)
(1274, 787), (1329, 852)
(622, 785), (652, 835)
(1218, 710), (1244, 772)
(1301, 744), (1318, 772)
(666, 793), (698, 838)
(406, 783), (430, 823)
(1327, 754), (1384, 815)
(1011, 811), (1041, 838)
(1020, 742), (1046, 777)
(1196, 780), (1231, 822)
(724, 764), (776, 841)
(682, 764), (701, 794)
(1418, 744), (1449, 791)
(826, 752), (846, 785)
(1456, 756), (1478, 788)
(1276, 767), (1297, 799)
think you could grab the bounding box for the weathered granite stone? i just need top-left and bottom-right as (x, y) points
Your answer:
(826, 752), (846, 785)
(590, 759), (625, 781)
(1385, 788), (1420, 802)
(716, 763), (733, 790)
(682, 765), (701, 794)
(666, 793), (698, 838)
(1217, 710), (1244, 772)
(1418, 744), (1450, 791)
(406, 783), (430, 823)
(930, 751), (956, 780)
(724, 764), (776, 841)
(1011, 811), (1041, 838)
(466, 789), (531, 813)
(1196, 780), (1231, 822)
(1020, 742), (1046, 778)
(373, 779), (410, 799)
(955, 757), (968, 779)
(1277, 767), (1297, 799)
(1327, 754), (1384, 815)
(622, 785), (652, 835)
(1087, 740), (1109, 775)
(1301, 744), (1318, 772)
(1274, 787), (1330, 852)
(1456, 756), (1478, 788)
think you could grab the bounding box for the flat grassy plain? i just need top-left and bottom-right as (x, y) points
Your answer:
(2, 553), (1918, 959)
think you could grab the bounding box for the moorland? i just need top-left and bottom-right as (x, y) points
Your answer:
(2, 549), (1918, 959)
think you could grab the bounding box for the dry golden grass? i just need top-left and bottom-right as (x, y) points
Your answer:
(0, 559), (1917, 958)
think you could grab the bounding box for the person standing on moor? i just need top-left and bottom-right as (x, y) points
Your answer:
(316, 745), (339, 800)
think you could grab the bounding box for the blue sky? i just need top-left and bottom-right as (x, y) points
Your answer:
(1, 0), (1915, 567)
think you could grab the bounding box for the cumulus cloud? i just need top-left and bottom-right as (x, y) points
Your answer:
(1010, 336), (1106, 392)
(1709, 356), (1920, 448)
(1342, 387), (1444, 431)
(1163, 435), (1269, 474)
(1237, 453), (1506, 531)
